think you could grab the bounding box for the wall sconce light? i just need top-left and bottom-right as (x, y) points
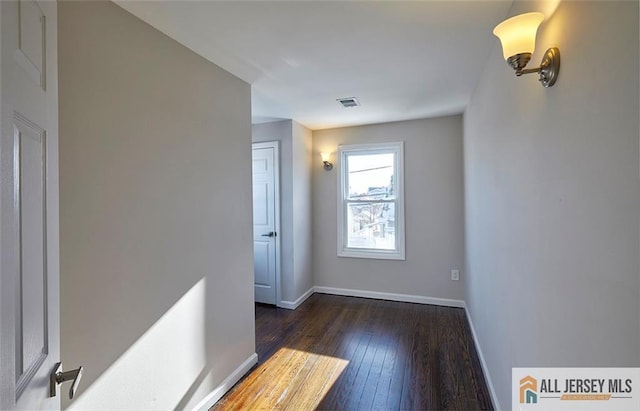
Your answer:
(493, 12), (560, 87)
(321, 152), (333, 171)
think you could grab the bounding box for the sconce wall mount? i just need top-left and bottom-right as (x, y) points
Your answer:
(507, 47), (560, 87)
(493, 12), (560, 88)
(320, 152), (333, 171)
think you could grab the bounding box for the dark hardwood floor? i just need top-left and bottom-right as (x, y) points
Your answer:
(212, 293), (493, 410)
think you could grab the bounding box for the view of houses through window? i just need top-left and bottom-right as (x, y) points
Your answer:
(338, 142), (405, 260)
(346, 153), (396, 250)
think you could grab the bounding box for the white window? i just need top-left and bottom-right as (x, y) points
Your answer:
(337, 142), (405, 260)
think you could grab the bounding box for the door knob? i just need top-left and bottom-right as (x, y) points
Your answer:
(50, 362), (83, 399)
(261, 232), (276, 237)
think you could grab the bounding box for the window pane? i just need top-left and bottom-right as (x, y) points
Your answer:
(347, 153), (395, 201)
(346, 202), (396, 250)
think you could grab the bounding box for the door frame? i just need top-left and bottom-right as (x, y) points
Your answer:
(252, 141), (282, 307)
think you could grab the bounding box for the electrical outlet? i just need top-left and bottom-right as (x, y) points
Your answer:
(451, 269), (460, 281)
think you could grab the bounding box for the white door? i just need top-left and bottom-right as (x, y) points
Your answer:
(252, 142), (279, 305)
(1, 1), (65, 409)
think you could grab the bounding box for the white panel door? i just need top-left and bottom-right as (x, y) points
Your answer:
(1, 1), (63, 409)
(252, 142), (279, 305)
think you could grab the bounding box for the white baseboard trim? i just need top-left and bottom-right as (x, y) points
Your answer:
(464, 304), (500, 411)
(278, 286), (315, 310)
(313, 286), (465, 308)
(193, 353), (258, 411)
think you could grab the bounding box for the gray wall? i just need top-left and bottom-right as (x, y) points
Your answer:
(253, 120), (313, 303)
(58, 2), (254, 409)
(312, 116), (465, 300)
(291, 122), (314, 299)
(464, 1), (640, 408)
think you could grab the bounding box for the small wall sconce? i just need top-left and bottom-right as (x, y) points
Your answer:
(493, 12), (560, 87)
(320, 152), (333, 171)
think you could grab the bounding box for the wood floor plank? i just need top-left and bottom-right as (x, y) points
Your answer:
(370, 308), (401, 410)
(211, 294), (493, 411)
(384, 304), (412, 410)
(357, 332), (393, 410)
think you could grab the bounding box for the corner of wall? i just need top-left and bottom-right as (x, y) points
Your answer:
(58, 2), (255, 409)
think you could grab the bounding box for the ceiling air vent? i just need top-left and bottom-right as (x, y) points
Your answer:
(337, 97), (360, 108)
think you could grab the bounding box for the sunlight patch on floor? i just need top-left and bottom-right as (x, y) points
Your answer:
(215, 347), (349, 410)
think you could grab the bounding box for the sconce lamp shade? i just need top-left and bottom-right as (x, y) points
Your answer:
(493, 12), (544, 59)
(321, 152), (333, 170)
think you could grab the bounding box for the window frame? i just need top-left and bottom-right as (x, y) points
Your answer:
(337, 141), (405, 260)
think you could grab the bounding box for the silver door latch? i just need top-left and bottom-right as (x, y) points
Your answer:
(50, 362), (83, 399)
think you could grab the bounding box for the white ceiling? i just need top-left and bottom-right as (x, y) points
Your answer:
(115, 1), (513, 130)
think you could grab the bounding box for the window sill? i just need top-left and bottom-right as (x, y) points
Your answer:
(338, 249), (405, 261)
